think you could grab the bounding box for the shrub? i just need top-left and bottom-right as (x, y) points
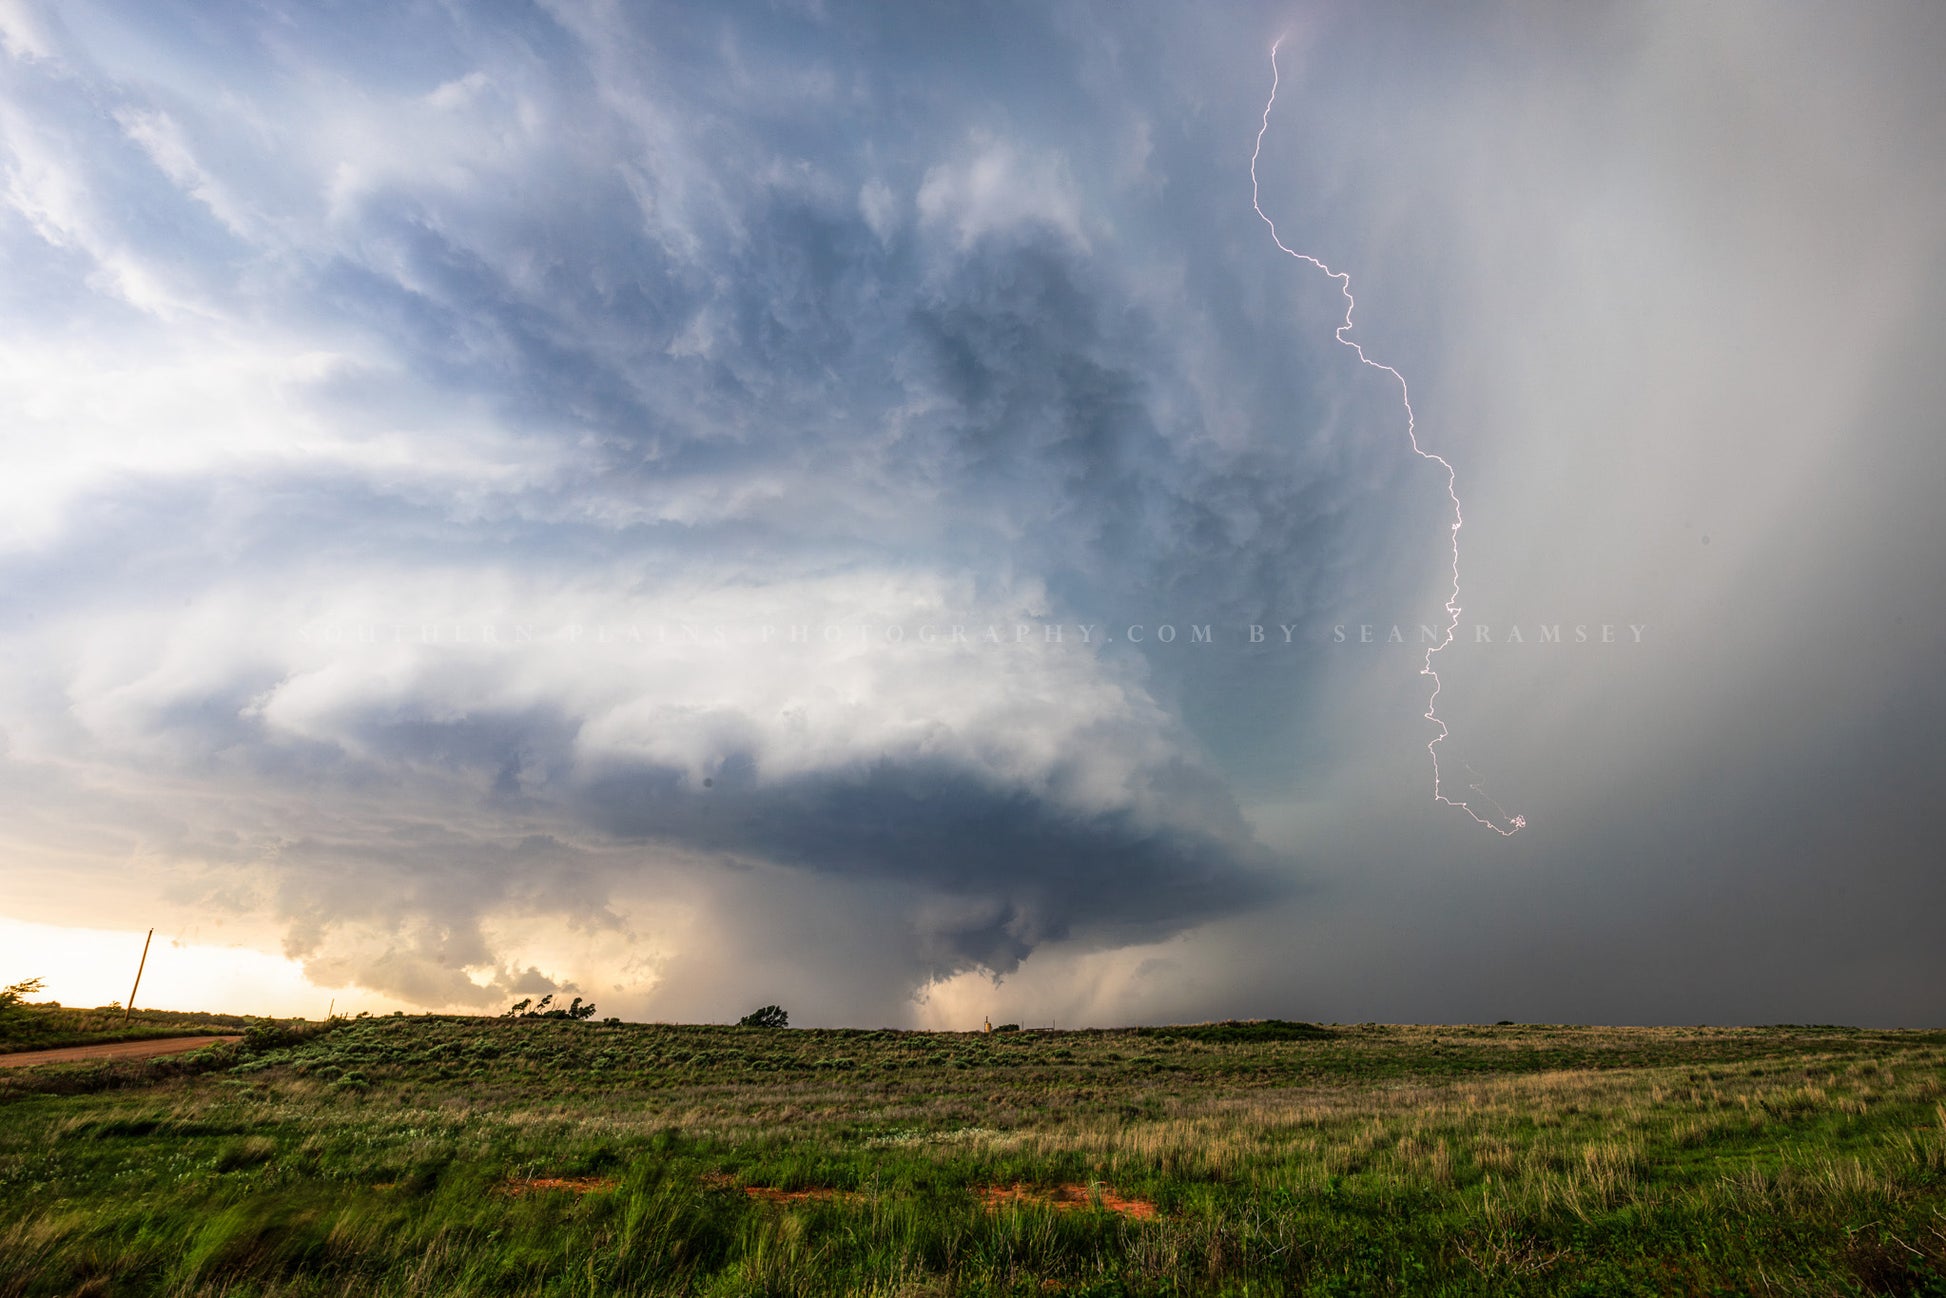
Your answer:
(1136, 1019), (1333, 1044)
(241, 1020), (335, 1052)
(0, 977), (45, 1011)
(738, 1005), (789, 1029)
(0, 977), (46, 1040)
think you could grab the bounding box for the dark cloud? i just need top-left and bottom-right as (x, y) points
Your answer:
(2, 0), (1941, 1025)
(582, 753), (1282, 977)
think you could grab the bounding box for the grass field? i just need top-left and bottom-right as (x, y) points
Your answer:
(3, 1012), (1944, 1295)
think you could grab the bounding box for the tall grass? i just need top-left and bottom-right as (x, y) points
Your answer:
(2, 1018), (1943, 1294)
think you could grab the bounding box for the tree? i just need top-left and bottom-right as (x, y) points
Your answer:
(502, 993), (597, 1021)
(738, 1004), (788, 1028)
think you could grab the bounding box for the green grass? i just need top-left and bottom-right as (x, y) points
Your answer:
(3, 1016), (1944, 1295)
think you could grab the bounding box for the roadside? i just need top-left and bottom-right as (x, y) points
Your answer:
(0, 1035), (243, 1068)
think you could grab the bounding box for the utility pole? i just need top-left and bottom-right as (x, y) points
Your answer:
(124, 929), (153, 1022)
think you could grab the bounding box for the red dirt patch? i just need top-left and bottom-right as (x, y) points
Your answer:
(699, 1173), (863, 1205)
(740, 1185), (864, 1206)
(499, 1176), (619, 1196)
(977, 1182), (1158, 1220)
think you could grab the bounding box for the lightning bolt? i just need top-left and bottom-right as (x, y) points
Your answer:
(1251, 38), (1525, 836)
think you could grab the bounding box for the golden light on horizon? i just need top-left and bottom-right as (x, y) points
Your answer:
(0, 915), (412, 1018)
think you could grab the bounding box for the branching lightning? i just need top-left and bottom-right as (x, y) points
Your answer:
(1251, 38), (1524, 836)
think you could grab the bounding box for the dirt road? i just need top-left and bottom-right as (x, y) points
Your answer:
(0, 1035), (242, 1068)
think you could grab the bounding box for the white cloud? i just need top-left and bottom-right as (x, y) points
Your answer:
(0, 103), (202, 318)
(114, 106), (258, 239)
(917, 133), (1091, 252)
(0, 329), (576, 550)
(859, 177), (898, 242)
(0, 0), (53, 62)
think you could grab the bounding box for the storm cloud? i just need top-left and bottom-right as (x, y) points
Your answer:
(2, 1), (1942, 1026)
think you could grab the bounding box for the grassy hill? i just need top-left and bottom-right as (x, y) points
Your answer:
(1, 1015), (1943, 1294)
(0, 1003), (278, 1055)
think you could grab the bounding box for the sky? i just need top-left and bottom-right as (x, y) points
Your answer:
(2, 1), (1942, 1028)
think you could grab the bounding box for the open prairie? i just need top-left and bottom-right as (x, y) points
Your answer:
(3, 1014), (1945, 1295)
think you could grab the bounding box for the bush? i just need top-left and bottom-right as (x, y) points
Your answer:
(0, 978), (46, 1039)
(241, 1020), (334, 1052)
(0, 977), (45, 1011)
(0, 1039), (242, 1101)
(1136, 1019), (1333, 1044)
(737, 1005), (789, 1029)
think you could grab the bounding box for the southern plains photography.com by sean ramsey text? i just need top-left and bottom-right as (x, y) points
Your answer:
(294, 619), (1651, 650)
